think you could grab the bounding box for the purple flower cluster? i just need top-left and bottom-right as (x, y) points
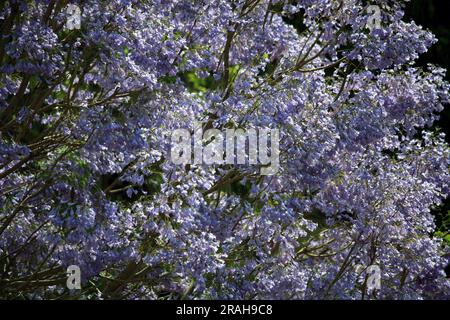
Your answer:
(0, 0), (449, 299)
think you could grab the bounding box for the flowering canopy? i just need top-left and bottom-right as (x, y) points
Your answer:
(0, 0), (449, 299)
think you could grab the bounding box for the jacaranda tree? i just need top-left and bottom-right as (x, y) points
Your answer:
(0, 0), (449, 299)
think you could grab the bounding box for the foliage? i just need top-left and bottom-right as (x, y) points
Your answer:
(0, 0), (449, 299)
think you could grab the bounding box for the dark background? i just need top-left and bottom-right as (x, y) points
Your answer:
(405, 0), (450, 239)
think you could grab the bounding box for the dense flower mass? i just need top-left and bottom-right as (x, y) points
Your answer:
(0, 0), (449, 299)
